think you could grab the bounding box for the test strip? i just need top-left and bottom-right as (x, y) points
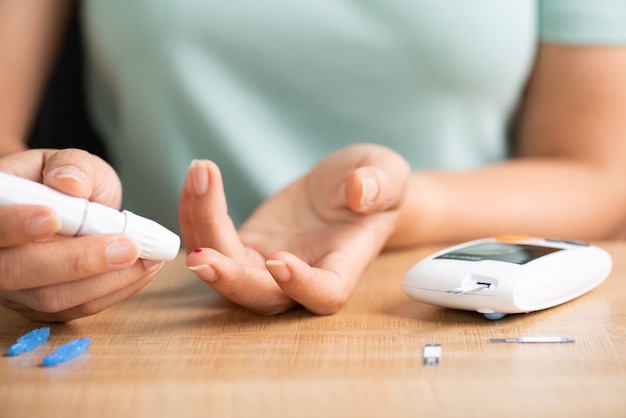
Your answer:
(448, 283), (490, 294)
(488, 337), (575, 344)
(422, 344), (442, 366)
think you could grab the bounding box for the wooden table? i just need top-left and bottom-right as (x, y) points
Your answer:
(1, 242), (625, 417)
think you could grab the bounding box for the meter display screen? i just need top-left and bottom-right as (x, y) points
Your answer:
(435, 243), (563, 265)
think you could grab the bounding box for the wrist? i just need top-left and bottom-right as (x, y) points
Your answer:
(385, 171), (454, 248)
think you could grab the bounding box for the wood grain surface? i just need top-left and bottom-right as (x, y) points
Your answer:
(1, 242), (625, 417)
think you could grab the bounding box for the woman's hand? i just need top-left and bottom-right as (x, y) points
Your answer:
(180, 144), (410, 315)
(0, 149), (164, 322)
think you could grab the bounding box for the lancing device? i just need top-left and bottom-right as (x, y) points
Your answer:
(0, 171), (180, 261)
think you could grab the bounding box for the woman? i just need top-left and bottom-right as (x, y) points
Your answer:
(1, 0), (625, 321)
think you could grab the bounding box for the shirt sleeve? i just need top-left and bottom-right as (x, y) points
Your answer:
(539, 0), (626, 44)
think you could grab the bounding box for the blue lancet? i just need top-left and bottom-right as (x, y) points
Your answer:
(42, 337), (91, 366)
(6, 327), (50, 356)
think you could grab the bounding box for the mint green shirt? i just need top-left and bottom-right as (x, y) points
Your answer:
(83, 0), (626, 231)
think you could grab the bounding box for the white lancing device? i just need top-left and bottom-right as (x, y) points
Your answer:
(0, 171), (180, 261)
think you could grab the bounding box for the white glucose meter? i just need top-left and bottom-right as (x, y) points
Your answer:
(402, 236), (612, 320)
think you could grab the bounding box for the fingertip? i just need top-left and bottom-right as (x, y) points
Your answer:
(105, 236), (141, 267)
(186, 160), (209, 196)
(48, 164), (88, 184)
(265, 259), (292, 282)
(42, 149), (122, 207)
(25, 208), (61, 239)
(186, 248), (219, 281)
(358, 175), (379, 209)
(346, 169), (380, 213)
(0, 205), (60, 246)
(42, 150), (93, 198)
(348, 162), (410, 214)
(265, 252), (351, 316)
(184, 159), (223, 197)
(141, 259), (165, 272)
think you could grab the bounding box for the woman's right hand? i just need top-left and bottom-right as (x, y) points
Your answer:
(0, 148), (164, 322)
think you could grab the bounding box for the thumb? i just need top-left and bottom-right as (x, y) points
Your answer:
(344, 149), (410, 214)
(41, 148), (122, 208)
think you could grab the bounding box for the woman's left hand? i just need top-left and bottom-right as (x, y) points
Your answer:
(179, 144), (410, 315)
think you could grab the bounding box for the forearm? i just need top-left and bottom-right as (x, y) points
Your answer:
(387, 158), (626, 247)
(0, 134), (27, 156)
(0, 0), (73, 156)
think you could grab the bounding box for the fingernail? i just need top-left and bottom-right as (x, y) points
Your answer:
(187, 263), (218, 281)
(360, 177), (378, 208)
(266, 260), (291, 282)
(106, 238), (140, 266)
(26, 212), (60, 238)
(50, 165), (87, 183)
(142, 259), (164, 272)
(187, 264), (209, 271)
(189, 160), (208, 196)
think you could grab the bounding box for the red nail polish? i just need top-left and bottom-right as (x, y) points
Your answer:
(193, 248), (203, 253)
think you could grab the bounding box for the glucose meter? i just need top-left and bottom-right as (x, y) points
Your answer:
(402, 236), (612, 320)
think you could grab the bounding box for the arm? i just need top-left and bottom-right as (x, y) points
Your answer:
(0, 0), (72, 155)
(180, 44), (626, 316)
(388, 43), (626, 247)
(0, 149), (164, 322)
(0, 3), (166, 321)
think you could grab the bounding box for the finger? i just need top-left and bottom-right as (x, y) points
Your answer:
(179, 160), (247, 260)
(265, 251), (357, 315)
(187, 248), (297, 315)
(305, 144), (410, 217)
(0, 234), (141, 291)
(0, 205), (60, 247)
(5, 266), (160, 322)
(42, 148), (122, 207)
(6, 260), (163, 320)
(0, 148), (122, 207)
(344, 153), (410, 215)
